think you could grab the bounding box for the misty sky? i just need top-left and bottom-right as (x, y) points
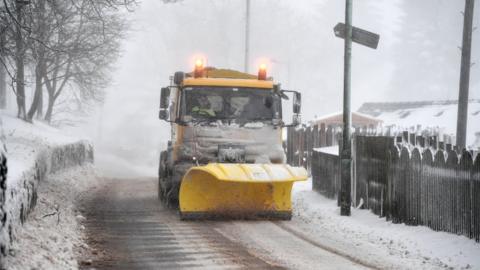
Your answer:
(89, 0), (479, 172)
(108, 0), (478, 116)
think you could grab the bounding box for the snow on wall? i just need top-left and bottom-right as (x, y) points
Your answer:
(0, 116), (94, 268)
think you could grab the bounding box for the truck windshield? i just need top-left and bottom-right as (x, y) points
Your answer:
(180, 86), (281, 123)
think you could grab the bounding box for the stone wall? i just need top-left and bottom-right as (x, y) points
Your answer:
(0, 141), (93, 268)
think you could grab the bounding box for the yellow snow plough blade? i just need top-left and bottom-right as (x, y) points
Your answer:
(179, 163), (308, 220)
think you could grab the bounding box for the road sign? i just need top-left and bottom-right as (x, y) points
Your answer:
(334, 23), (380, 49)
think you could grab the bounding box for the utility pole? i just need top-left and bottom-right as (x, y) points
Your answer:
(456, 0), (475, 150)
(340, 0), (353, 216)
(334, 0), (378, 217)
(244, 0), (250, 73)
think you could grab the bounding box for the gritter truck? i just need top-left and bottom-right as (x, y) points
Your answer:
(158, 59), (308, 220)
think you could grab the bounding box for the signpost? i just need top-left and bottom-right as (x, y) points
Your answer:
(334, 0), (380, 216)
(334, 23), (380, 50)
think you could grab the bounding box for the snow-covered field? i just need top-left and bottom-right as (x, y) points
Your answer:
(5, 165), (96, 270)
(290, 179), (480, 270)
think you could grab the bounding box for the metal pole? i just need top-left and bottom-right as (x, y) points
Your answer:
(456, 0), (475, 150)
(340, 0), (352, 216)
(244, 0), (250, 73)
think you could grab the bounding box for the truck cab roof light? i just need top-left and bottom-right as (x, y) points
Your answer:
(194, 59), (204, 78)
(258, 64), (267, 80)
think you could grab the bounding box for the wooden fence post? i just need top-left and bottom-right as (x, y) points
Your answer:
(403, 131), (410, 145)
(432, 151), (450, 231)
(326, 126), (333, 147)
(299, 128), (305, 167)
(313, 125), (319, 149)
(430, 136), (438, 150)
(421, 149), (434, 228)
(286, 127), (292, 164)
(418, 136), (425, 148)
(439, 141), (445, 150)
(410, 148), (422, 225)
(320, 123), (326, 147)
(398, 147), (410, 224)
(306, 126), (312, 170)
(410, 133), (417, 146)
(387, 146), (400, 221)
(473, 155), (480, 242)
(459, 151), (474, 238)
(446, 150), (459, 234)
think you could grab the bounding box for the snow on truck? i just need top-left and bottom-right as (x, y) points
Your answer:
(158, 59), (308, 220)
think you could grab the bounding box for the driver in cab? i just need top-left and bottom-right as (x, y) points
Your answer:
(192, 95), (216, 117)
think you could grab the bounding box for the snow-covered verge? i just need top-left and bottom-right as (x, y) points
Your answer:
(4, 165), (96, 270)
(0, 114), (94, 269)
(291, 179), (480, 270)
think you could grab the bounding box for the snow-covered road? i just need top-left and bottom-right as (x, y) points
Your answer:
(78, 178), (373, 270)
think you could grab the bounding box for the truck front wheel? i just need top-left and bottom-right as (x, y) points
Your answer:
(158, 151), (168, 201)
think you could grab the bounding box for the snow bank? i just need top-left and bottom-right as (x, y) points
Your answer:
(314, 145), (339, 156)
(0, 114), (94, 268)
(291, 182), (480, 269)
(5, 165), (96, 270)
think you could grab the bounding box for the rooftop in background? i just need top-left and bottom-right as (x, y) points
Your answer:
(358, 100), (480, 117)
(357, 100), (480, 148)
(309, 111), (383, 128)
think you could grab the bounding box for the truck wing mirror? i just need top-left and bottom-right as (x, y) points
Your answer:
(159, 110), (169, 120)
(159, 87), (170, 121)
(293, 92), (301, 114)
(280, 90), (302, 127)
(292, 114), (301, 126)
(160, 87), (170, 109)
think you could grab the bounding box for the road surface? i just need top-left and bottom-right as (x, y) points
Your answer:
(79, 178), (375, 270)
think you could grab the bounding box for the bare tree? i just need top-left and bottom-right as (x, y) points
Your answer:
(41, 0), (129, 122)
(0, 33), (6, 109)
(0, 2), (15, 111)
(13, 0), (28, 119)
(26, 0), (47, 120)
(1, 0), (135, 123)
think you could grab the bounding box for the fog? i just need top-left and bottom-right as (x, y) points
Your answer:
(77, 0), (479, 176)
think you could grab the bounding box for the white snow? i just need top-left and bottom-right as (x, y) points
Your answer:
(2, 112), (81, 186)
(375, 102), (480, 148)
(5, 165), (96, 270)
(289, 180), (480, 269)
(314, 145), (339, 156)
